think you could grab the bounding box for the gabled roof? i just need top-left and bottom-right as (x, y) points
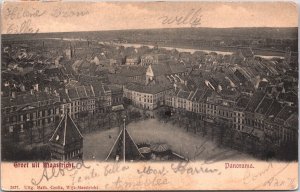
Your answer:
(177, 89), (192, 99)
(67, 88), (79, 100)
(234, 69), (248, 84)
(150, 63), (171, 76)
(190, 88), (207, 102)
(49, 113), (83, 146)
(255, 97), (273, 115)
(265, 100), (283, 118)
(285, 114), (298, 130)
(126, 82), (172, 94)
(106, 122), (144, 162)
(245, 91), (265, 113)
(118, 66), (147, 77)
(2, 91), (60, 108)
(168, 63), (187, 74)
(236, 96), (250, 110)
(275, 105), (297, 122)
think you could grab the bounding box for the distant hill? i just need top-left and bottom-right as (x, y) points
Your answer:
(2, 27), (298, 41)
(2, 27), (298, 53)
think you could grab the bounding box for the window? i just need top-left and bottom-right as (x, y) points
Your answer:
(20, 124), (24, 132)
(8, 125), (14, 133)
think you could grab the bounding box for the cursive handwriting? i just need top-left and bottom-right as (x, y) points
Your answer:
(7, 19), (39, 34)
(50, 8), (89, 18)
(171, 161), (221, 175)
(5, 6), (89, 20)
(106, 175), (168, 190)
(104, 163), (130, 176)
(31, 160), (90, 186)
(263, 177), (297, 189)
(5, 7), (46, 20)
(253, 162), (292, 190)
(158, 8), (202, 27)
(4, 6), (90, 34)
(137, 165), (168, 176)
(243, 162), (273, 184)
(70, 168), (100, 185)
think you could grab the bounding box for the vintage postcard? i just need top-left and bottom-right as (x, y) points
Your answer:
(0, 1), (298, 191)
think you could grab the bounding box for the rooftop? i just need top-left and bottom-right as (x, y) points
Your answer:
(126, 83), (172, 94)
(49, 113), (83, 146)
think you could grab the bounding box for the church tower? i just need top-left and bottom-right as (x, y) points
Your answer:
(49, 113), (83, 161)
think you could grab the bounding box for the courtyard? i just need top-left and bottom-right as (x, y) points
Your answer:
(83, 119), (252, 161)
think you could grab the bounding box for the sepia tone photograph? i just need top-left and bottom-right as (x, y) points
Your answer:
(0, 1), (298, 191)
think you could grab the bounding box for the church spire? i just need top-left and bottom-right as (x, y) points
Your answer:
(49, 113), (83, 161)
(106, 118), (144, 162)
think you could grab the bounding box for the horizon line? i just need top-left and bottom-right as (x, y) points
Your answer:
(2, 26), (298, 36)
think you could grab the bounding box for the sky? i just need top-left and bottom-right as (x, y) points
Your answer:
(1, 1), (298, 34)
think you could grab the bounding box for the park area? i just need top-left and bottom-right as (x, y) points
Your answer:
(83, 119), (252, 161)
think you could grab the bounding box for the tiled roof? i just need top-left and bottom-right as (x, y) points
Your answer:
(202, 89), (213, 101)
(234, 69), (247, 84)
(255, 97), (273, 115)
(265, 100), (283, 118)
(275, 106), (297, 122)
(245, 91), (265, 113)
(177, 90), (191, 99)
(191, 88), (208, 102)
(85, 86), (95, 97)
(108, 84), (123, 93)
(126, 83), (172, 94)
(285, 114), (298, 130)
(278, 91), (298, 104)
(236, 96), (250, 109)
(76, 86), (88, 98)
(258, 81), (269, 89)
(168, 63), (187, 74)
(2, 92), (60, 108)
(67, 88), (79, 100)
(92, 84), (111, 97)
(118, 66), (147, 77)
(150, 64), (171, 76)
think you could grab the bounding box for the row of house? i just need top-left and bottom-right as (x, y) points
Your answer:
(2, 91), (61, 142)
(1, 83), (121, 142)
(124, 83), (173, 110)
(165, 88), (298, 144)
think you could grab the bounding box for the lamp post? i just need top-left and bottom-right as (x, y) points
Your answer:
(26, 118), (33, 145)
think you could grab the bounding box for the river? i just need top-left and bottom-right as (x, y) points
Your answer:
(37, 37), (285, 59)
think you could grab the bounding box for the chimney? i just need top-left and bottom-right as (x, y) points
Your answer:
(65, 89), (69, 95)
(11, 92), (16, 99)
(54, 90), (59, 97)
(20, 84), (26, 92)
(30, 89), (34, 95)
(45, 87), (49, 93)
(34, 83), (39, 92)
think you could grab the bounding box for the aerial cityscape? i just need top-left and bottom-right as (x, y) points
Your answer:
(1, 27), (298, 162)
